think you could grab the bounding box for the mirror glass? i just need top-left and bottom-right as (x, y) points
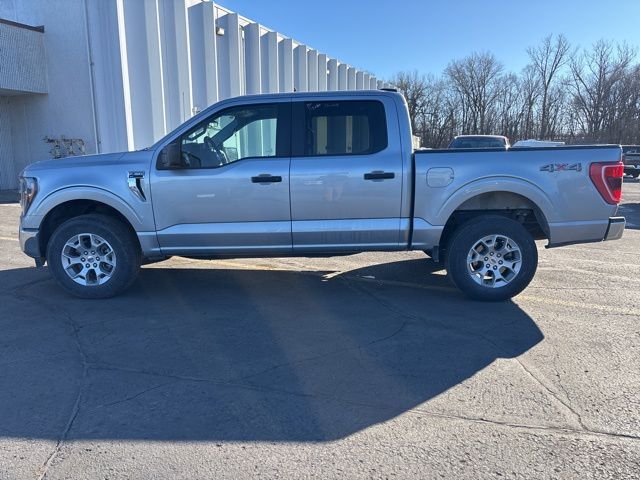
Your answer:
(159, 141), (182, 169)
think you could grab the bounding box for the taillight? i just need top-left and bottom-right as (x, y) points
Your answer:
(589, 161), (624, 204)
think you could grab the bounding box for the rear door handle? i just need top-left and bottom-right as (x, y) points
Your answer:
(364, 171), (395, 181)
(251, 174), (282, 183)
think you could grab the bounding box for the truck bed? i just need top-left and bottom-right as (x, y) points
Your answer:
(411, 145), (622, 249)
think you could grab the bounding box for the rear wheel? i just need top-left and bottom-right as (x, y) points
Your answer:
(445, 215), (537, 301)
(46, 214), (141, 299)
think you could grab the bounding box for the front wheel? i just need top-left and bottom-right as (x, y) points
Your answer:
(445, 215), (538, 301)
(46, 214), (141, 299)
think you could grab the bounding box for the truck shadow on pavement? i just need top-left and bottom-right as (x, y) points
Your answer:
(618, 202), (640, 230)
(0, 258), (543, 442)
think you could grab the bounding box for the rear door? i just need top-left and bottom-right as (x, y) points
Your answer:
(289, 96), (404, 251)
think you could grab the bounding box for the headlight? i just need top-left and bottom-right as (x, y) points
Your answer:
(19, 176), (38, 214)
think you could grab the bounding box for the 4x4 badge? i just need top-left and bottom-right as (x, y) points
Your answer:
(540, 163), (582, 172)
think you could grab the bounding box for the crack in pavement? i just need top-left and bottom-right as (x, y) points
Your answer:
(7, 263), (638, 477)
(551, 360), (586, 424)
(512, 357), (586, 430)
(0, 276), (51, 296)
(93, 381), (177, 409)
(85, 361), (640, 444)
(12, 289), (89, 480)
(36, 311), (88, 480)
(354, 279), (626, 439)
(237, 319), (409, 383)
(337, 276), (594, 432)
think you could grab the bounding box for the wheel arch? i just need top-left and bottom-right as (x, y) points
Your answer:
(436, 184), (552, 261)
(437, 178), (555, 224)
(38, 198), (141, 259)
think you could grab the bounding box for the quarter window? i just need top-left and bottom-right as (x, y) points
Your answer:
(301, 101), (387, 156)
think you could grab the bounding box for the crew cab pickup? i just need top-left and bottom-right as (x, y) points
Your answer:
(18, 90), (626, 300)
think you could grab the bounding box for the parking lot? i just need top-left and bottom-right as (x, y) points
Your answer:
(0, 182), (639, 479)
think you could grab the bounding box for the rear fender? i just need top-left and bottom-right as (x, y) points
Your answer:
(436, 177), (556, 227)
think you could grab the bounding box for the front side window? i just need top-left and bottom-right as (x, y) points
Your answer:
(301, 101), (387, 156)
(179, 104), (281, 168)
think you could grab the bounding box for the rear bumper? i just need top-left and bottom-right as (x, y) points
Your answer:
(604, 216), (625, 241)
(547, 216), (625, 248)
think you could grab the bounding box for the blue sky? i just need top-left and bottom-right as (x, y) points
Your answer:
(216, 0), (640, 80)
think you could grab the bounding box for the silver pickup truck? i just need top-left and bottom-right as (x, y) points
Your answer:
(18, 90), (625, 300)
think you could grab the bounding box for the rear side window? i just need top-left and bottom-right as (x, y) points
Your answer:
(300, 101), (387, 156)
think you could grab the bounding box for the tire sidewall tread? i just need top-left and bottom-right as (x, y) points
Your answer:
(46, 214), (141, 299)
(444, 215), (538, 302)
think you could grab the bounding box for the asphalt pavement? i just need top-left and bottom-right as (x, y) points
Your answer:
(0, 181), (638, 479)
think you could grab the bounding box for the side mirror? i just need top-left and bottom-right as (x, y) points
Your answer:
(158, 141), (182, 169)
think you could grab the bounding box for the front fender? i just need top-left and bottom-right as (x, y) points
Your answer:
(23, 186), (147, 231)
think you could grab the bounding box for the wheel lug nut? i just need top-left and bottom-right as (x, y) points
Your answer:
(96, 257), (100, 261)
(498, 260), (503, 265)
(497, 254), (501, 257)
(485, 264), (490, 268)
(493, 266), (497, 270)
(93, 263), (97, 267)
(84, 251), (88, 255)
(484, 257), (488, 261)
(85, 263), (90, 268)
(490, 252), (494, 256)
(81, 258), (85, 261)
(91, 251), (95, 254)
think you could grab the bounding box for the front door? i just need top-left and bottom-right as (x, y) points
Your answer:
(289, 98), (404, 252)
(151, 101), (292, 255)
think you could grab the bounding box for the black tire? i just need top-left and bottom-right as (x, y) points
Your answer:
(444, 215), (537, 301)
(46, 214), (141, 299)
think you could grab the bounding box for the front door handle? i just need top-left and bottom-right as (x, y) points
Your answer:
(251, 174), (282, 183)
(364, 171), (395, 181)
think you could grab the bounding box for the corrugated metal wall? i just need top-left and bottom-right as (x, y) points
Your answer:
(0, 98), (15, 190)
(96, 0), (388, 151)
(0, 22), (47, 95)
(0, 0), (389, 189)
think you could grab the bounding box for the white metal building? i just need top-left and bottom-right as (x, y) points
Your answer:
(0, 0), (386, 190)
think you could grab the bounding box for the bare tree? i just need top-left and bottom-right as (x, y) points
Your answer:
(526, 34), (571, 139)
(493, 73), (523, 139)
(518, 65), (541, 139)
(445, 52), (504, 134)
(389, 71), (428, 132)
(416, 78), (459, 147)
(568, 40), (636, 141)
(388, 37), (640, 148)
(610, 63), (640, 143)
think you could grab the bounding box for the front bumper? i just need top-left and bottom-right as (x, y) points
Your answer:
(604, 217), (625, 241)
(19, 227), (43, 265)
